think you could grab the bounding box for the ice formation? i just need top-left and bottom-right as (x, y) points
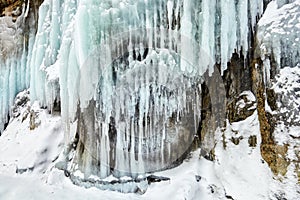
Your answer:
(258, 0), (300, 84)
(1, 0), (265, 187)
(0, 1), (32, 133)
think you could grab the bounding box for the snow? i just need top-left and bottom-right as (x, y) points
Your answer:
(0, 100), (203, 199)
(20, 0), (263, 180)
(0, 100), (64, 175)
(269, 67), (300, 199)
(1, 1), (265, 170)
(1, 0), (300, 198)
(0, 1), (30, 59)
(271, 66), (300, 129)
(258, 0), (300, 73)
(236, 91), (257, 112)
(215, 112), (270, 200)
(0, 174), (133, 200)
(1, 88), (300, 198)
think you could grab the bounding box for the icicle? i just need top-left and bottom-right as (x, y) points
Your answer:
(0, 0), (267, 186)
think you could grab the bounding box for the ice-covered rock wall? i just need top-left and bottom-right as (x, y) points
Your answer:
(0, 1), (34, 133)
(1, 0), (265, 182)
(258, 0), (300, 84)
(256, 0), (300, 185)
(28, 0), (264, 112)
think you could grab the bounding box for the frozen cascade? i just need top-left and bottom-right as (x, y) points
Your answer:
(1, 0), (264, 191)
(29, 0), (64, 110)
(0, 1), (34, 134)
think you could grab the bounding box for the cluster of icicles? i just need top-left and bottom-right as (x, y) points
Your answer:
(0, 0), (265, 192)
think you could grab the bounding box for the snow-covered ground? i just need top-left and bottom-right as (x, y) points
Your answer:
(0, 104), (199, 200)
(1, 90), (296, 200)
(0, 102), (198, 200)
(258, 0), (300, 71)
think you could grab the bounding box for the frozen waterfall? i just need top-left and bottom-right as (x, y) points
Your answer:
(0, 0), (264, 191)
(0, 1), (33, 133)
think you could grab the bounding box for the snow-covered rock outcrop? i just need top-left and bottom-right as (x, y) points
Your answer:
(258, 0), (300, 81)
(256, 1), (300, 195)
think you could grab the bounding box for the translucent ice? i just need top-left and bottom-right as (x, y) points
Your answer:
(0, 0), (264, 188)
(0, 2), (32, 133)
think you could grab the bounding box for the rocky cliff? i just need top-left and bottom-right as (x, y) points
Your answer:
(0, 0), (299, 197)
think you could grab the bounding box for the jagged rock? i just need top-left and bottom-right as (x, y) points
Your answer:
(225, 194), (234, 200)
(203, 149), (215, 161)
(147, 175), (170, 184)
(253, 60), (290, 176)
(199, 69), (226, 161)
(274, 192), (288, 200)
(248, 135), (257, 147)
(134, 186), (147, 195)
(266, 88), (277, 111)
(261, 144), (290, 176)
(231, 136), (243, 145)
(0, 0), (23, 18)
(195, 175), (201, 182)
(21, 107), (30, 122)
(64, 170), (70, 177)
(29, 109), (40, 130)
(295, 164), (300, 184)
(29, 110), (36, 130)
(16, 166), (34, 174)
(208, 184), (217, 194)
(11, 90), (30, 118)
(227, 91), (256, 123)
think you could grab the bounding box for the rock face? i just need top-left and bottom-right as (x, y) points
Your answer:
(0, 0), (44, 134)
(0, 0), (24, 60)
(268, 67), (300, 179)
(46, 0), (262, 183)
(255, 1), (300, 181)
(0, 0), (299, 195)
(199, 0), (299, 189)
(0, 0), (23, 19)
(227, 91), (256, 123)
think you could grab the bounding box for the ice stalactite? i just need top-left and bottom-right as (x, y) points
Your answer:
(29, 0), (64, 109)
(1, 0), (264, 189)
(194, 0), (263, 75)
(54, 0), (263, 181)
(72, 40), (201, 179)
(0, 1), (33, 133)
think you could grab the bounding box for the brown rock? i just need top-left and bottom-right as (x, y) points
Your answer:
(248, 135), (257, 147)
